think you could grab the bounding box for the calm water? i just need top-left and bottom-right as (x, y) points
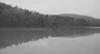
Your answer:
(0, 27), (100, 54)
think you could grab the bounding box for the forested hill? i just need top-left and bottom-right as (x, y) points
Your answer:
(0, 2), (100, 28)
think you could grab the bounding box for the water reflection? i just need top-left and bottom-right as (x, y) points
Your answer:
(0, 27), (100, 49)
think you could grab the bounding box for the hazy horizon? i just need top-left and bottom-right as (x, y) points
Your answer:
(0, 0), (100, 18)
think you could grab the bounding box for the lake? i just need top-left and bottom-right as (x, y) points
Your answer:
(0, 27), (100, 54)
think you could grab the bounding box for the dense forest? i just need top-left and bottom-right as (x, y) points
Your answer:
(0, 2), (100, 28)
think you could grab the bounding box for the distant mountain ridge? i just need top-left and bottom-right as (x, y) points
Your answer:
(56, 14), (100, 26)
(59, 14), (95, 19)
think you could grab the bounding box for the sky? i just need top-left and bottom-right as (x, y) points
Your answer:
(0, 0), (100, 18)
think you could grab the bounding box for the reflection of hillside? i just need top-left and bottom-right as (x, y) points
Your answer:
(51, 27), (100, 37)
(0, 30), (50, 49)
(0, 27), (100, 49)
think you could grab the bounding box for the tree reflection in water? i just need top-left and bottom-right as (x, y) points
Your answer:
(0, 27), (100, 49)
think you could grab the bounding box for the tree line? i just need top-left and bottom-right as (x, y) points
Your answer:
(0, 2), (100, 28)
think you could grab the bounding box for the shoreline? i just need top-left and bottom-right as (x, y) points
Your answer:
(0, 26), (100, 30)
(0, 28), (52, 31)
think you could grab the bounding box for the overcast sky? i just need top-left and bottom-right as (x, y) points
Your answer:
(0, 0), (100, 18)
